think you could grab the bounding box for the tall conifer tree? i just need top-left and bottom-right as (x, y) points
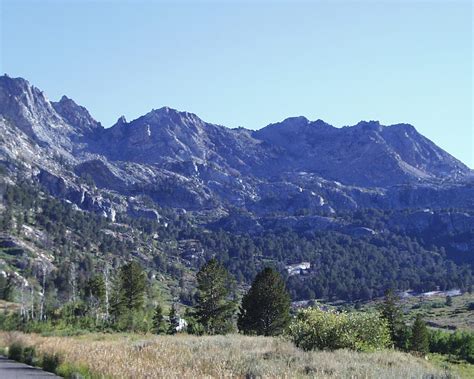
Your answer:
(194, 258), (236, 334)
(238, 267), (291, 336)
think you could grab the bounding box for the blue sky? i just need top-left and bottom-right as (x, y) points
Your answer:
(1, 0), (472, 167)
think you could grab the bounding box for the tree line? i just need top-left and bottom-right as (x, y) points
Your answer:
(0, 258), (292, 337)
(2, 259), (471, 364)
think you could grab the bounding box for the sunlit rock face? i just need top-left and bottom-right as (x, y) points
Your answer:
(0, 74), (472, 220)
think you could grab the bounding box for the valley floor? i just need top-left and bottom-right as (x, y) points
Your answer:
(0, 332), (463, 378)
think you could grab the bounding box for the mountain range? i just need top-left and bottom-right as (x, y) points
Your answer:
(1, 74), (473, 302)
(1, 74), (472, 224)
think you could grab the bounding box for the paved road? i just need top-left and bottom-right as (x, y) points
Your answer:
(0, 356), (60, 378)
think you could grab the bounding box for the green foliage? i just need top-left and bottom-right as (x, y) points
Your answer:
(238, 267), (291, 336)
(111, 261), (147, 325)
(85, 275), (106, 302)
(288, 307), (391, 352)
(379, 289), (410, 350)
(42, 352), (63, 373)
(8, 342), (24, 361)
(114, 309), (151, 333)
(56, 362), (95, 379)
(152, 304), (168, 334)
(168, 303), (179, 335)
(409, 314), (429, 354)
(22, 346), (37, 365)
(0, 312), (22, 331)
(187, 319), (205, 336)
(0, 274), (14, 301)
(194, 258), (236, 334)
(6, 342), (38, 366)
(183, 307), (205, 335)
(429, 329), (474, 363)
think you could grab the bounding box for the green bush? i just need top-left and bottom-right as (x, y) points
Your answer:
(8, 342), (24, 361)
(186, 318), (205, 336)
(42, 353), (62, 373)
(288, 307), (391, 352)
(56, 362), (94, 379)
(22, 346), (37, 366)
(429, 329), (474, 363)
(0, 313), (23, 331)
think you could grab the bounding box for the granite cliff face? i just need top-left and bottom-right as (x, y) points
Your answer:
(1, 74), (473, 224)
(254, 117), (468, 186)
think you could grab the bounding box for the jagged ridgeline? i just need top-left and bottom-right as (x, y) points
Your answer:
(0, 74), (473, 303)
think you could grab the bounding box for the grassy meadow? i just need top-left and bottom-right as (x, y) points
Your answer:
(355, 292), (474, 331)
(0, 331), (459, 378)
(403, 293), (474, 331)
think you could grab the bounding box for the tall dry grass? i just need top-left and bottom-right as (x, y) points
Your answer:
(0, 331), (453, 378)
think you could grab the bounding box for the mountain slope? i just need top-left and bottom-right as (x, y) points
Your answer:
(254, 118), (469, 186)
(0, 74), (473, 304)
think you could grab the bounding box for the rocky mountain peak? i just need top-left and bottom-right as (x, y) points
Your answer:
(0, 75), (65, 142)
(52, 95), (102, 134)
(0, 75), (49, 112)
(352, 120), (382, 132)
(0, 74), (31, 94)
(275, 116), (309, 129)
(116, 115), (127, 125)
(139, 106), (204, 129)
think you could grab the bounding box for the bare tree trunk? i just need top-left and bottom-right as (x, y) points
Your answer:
(69, 263), (77, 303)
(20, 282), (27, 320)
(39, 264), (47, 321)
(103, 262), (110, 321)
(29, 286), (34, 320)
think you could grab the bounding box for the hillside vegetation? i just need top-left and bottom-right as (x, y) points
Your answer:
(1, 178), (472, 307)
(0, 332), (452, 379)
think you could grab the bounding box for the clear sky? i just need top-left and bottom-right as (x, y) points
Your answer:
(0, 0), (472, 167)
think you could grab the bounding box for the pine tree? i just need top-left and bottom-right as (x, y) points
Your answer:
(194, 258), (236, 334)
(410, 314), (429, 354)
(111, 261), (147, 320)
(168, 303), (179, 335)
(152, 304), (167, 334)
(238, 267), (291, 336)
(380, 289), (408, 349)
(85, 275), (106, 302)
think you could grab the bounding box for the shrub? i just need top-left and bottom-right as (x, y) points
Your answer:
(288, 307), (391, 352)
(0, 313), (23, 331)
(42, 353), (62, 373)
(56, 362), (94, 378)
(186, 316), (205, 336)
(8, 342), (24, 361)
(22, 346), (36, 365)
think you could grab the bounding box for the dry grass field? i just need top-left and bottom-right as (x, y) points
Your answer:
(0, 331), (456, 378)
